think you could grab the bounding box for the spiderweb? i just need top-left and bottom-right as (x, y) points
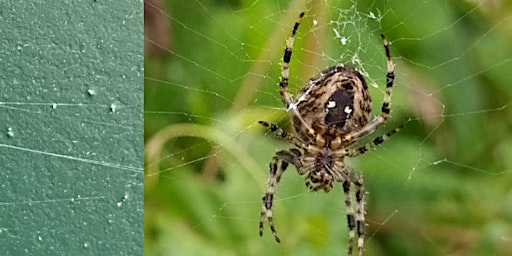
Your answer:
(144, 0), (512, 255)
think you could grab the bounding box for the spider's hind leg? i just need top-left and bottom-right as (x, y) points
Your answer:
(380, 34), (395, 122)
(279, 12), (304, 109)
(343, 34), (395, 142)
(277, 11), (316, 136)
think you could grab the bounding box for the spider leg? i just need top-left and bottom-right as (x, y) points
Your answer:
(278, 12), (316, 136)
(344, 34), (395, 141)
(279, 12), (303, 108)
(352, 173), (365, 256)
(258, 121), (307, 150)
(343, 170), (365, 256)
(259, 149), (302, 243)
(380, 34), (394, 121)
(348, 125), (402, 157)
(342, 181), (356, 256)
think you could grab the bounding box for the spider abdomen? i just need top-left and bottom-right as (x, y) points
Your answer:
(325, 88), (354, 128)
(294, 65), (372, 140)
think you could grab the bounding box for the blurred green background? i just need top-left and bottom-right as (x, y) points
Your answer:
(144, 0), (512, 255)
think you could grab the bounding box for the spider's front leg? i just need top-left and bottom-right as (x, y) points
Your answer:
(259, 149), (301, 243)
(343, 170), (366, 256)
(352, 173), (365, 256)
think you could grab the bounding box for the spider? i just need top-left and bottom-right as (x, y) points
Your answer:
(258, 12), (401, 256)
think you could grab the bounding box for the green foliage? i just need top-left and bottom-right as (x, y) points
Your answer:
(145, 1), (512, 255)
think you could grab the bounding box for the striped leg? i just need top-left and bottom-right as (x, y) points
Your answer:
(343, 181), (356, 255)
(279, 12), (303, 108)
(259, 149), (301, 243)
(380, 34), (395, 121)
(278, 12), (315, 136)
(258, 121), (306, 150)
(348, 125), (402, 157)
(354, 177), (365, 256)
(344, 171), (365, 256)
(344, 34), (395, 141)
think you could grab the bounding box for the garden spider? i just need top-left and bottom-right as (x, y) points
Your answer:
(258, 12), (400, 256)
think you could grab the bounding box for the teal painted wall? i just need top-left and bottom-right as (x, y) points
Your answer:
(0, 1), (142, 255)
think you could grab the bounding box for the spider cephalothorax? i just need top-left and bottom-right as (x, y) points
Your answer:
(258, 11), (401, 256)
